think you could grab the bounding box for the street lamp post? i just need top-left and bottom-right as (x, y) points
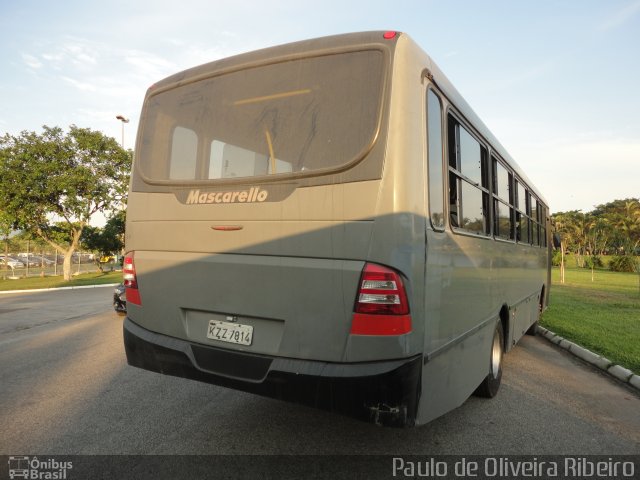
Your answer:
(116, 115), (129, 148)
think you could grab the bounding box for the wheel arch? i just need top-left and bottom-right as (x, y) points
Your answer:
(499, 303), (510, 352)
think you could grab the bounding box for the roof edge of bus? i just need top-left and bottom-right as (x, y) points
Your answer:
(147, 31), (400, 92)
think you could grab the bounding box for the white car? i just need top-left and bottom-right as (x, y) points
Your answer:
(23, 254), (53, 266)
(0, 256), (24, 268)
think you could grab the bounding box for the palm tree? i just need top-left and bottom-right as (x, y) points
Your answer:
(617, 200), (640, 255)
(553, 211), (582, 284)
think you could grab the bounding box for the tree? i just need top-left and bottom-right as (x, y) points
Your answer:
(0, 210), (13, 277)
(585, 215), (611, 256)
(81, 210), (126, 271)
(553, 211), (582, 284)
(591, 198), (640, 255)
(0, 125), (131, 280)
(615, 200), (640, 255)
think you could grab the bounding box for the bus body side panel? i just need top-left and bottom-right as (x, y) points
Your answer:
(416, 230), (547, 425)
(417, 229), (496, 425)
(391, 37), (551, 425)
(498, 242), (548, 348)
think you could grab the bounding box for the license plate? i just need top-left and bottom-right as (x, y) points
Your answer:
(207, 320), (253, 346)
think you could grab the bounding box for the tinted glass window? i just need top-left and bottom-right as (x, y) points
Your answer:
(460, 181), (486, 234)
(495, 200), (512, 240)
(516, 212), (530, 243)
(459, 126), (482, 185)
(516, 181), (526, 211)
(169, 127), (197, 180)
(539, 205), (547, 247)
(449, 173), (460, 228)
(448, 116), (489, 236)
(427, 90), (444, 229)
(208, 140), (293, 179)
(531, 199), (538, 225)
(495, 161), (510, 203)
(138, 50), (385, 183)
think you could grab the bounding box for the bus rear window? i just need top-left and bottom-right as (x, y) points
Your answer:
(137, 50), (386, 183)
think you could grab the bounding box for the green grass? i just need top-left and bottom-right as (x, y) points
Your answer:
(0, 270), (122, 291)
(541, 267), (640, 374)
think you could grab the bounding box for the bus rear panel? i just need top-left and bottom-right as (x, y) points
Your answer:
(123, 31), (550, 427)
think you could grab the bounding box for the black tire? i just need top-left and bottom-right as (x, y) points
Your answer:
(526, 293), (544, 336)
(525, 320), (538, 336)
(473, 321), (504, 398)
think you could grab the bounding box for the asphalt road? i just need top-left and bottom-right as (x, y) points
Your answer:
(1, 287), (639, 458)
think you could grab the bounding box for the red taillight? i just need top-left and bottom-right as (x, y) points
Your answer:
(354, 263), (409, 315)
(123, 251), (141, 305)
(351, 263), (411, 335)
(383, 31), (398, 40)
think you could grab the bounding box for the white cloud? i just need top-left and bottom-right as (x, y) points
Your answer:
(61, 76), (97, 92)
(38, 39), (99, 71)
(23, 37), (179, 102)
(42, 52), (63, 62)
(64, 45), (98, 67)
(21, 53), (42, 69)
(123, 50), (176, 79)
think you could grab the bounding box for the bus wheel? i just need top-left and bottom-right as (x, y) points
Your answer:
(526, 293), (544, 336)
(473, 321), (503, 398)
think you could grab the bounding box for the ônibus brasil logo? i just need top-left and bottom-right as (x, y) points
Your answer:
(8, 456), (73, 479)
(185, 187), (268, 205)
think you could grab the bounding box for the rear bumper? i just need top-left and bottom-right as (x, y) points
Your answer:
(123, 317), (422, 427)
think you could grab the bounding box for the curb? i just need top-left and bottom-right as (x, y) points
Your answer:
(538, 326), (640, 392)
(0, 283), (119, 295)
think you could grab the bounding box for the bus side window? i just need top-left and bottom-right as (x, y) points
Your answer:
(427, 89), (444, 230)
(531, 198), (539, 246)
(525, 191), (533, 244)
(492, 157), (514, 241)
(540, 205), (547, 247)
(447, 116), (459, 228)
(514, 180), (529, 244)
(448, 116), (490, 236)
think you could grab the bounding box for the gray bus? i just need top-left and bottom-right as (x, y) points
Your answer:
(123, 31), (551, 427)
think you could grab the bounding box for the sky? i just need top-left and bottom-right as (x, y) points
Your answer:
(1, 0), (639, 215)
